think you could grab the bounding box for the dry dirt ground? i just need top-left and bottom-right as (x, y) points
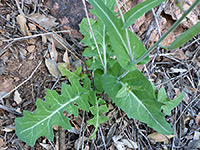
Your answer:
(0, 0), (200, 149)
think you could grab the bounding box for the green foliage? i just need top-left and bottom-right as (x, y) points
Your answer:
(157, 87), (184, 115)
(169, 21), (200, 49)
(87, 92), (109, 139)
(88, 0), (149, 71)
(101, 70), (173, 135)
(123, 0), (166, 29)
(15, 78), (90, 146)
(15, 0), (200, 146)
(59, 64), (86, 80)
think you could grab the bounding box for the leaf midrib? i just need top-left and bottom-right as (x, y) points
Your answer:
(19, 95), (80, 135)
(125, 0), (161, 24)
(92, 0), (129, 52)
(128, 90), (170, 133)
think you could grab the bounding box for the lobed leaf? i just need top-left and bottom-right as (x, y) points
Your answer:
(79, 0), (115, 60)
(79, 14), (113, 71)
(157, 87), (184, 115)
(15, 78), (90, 146)
(79, 18), (96, 48)
(87, 93), (109, 139)
(123, 0), (166, 29)
(58, 64), (87, 80)
(88, 0), (149, 71)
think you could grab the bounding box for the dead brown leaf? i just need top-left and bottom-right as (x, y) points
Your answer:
(28, 23), (37, 31)
(148, 132), (175, 144)
(29, 13), (59, 29)
(6, 14), (10, 21)
(28, 38), (37, 45)
(120, 0), (145, 13)
(45, 58), (61, 78)
(63, 50), (70, 69)
(131, 0), (199, 47)
(17, 14), (31, 36)
(0, 79), (13, 98)
(50, 39), (58, 62)
(61, 25), (83, 39)
(112, 135), (133, 150)
(20, 47), (27, 56)
(27, 45), (35, 53)
(172, 50), (186, 60)
(47, 34), (67, 50)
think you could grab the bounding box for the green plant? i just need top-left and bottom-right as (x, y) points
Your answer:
(15, 0), (200, 146)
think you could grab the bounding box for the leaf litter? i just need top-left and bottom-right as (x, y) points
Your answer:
(0, 0), (200, 149)
(29, 13), (59, 29)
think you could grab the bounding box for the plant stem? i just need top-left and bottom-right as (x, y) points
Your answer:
(82, 0), (106, 73)
(135, 0), (200, 64)
(117, 70), (129, 80)
(103, 24), (107, 74)
(115, 0), (134, 62)
(118, 0), (200, 80)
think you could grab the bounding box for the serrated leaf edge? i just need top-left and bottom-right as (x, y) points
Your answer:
(18, 95), (80, 136)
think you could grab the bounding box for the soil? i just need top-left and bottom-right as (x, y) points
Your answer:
(0, 0), (200, 149)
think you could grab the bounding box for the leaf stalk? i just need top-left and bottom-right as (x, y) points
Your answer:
(115, 0), (134, 62)
(135, 0), (200, 64)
